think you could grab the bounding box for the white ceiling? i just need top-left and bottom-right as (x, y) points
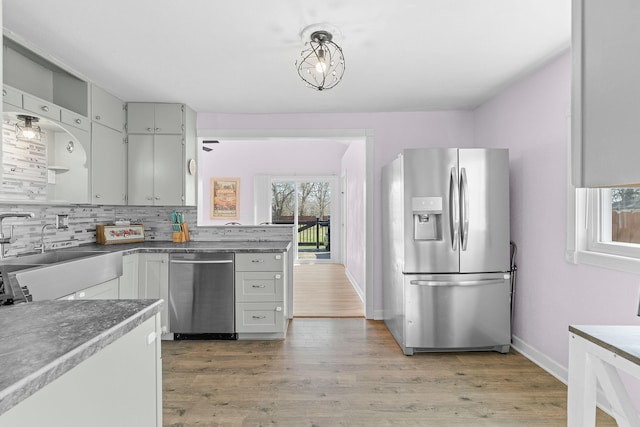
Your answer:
(2, 0), (570, 114)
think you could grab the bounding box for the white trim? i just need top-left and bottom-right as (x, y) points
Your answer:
(512, 335), (617, 420)
(344, 266), (364, 303)
(511, 335), (568, 384)
(365, 131), (375, 320)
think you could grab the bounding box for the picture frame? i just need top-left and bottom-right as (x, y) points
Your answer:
(210, 177), (240, 220)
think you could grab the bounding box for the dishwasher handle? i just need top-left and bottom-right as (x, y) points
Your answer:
(170, 259), (233, 264)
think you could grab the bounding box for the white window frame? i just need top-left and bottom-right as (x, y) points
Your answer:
(569, 187), (640, 273)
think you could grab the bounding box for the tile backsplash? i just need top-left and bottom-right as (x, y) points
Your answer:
(0, 204), (294, 258)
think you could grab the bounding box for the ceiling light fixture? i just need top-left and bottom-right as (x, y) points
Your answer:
(296, 26), (345, 91)
(15, 115), (41, 141)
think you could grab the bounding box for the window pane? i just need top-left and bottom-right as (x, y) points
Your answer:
(610, 187), (640, 243)
(271, 182), (295, 224)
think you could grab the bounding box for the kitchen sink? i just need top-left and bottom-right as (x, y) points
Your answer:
(9, 251), (103, 265)
(4, 251), (123, 301)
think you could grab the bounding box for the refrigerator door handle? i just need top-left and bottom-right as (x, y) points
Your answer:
(449, 167), (459, 251)
(409, 279), (506, 287)
(460, 167), (469, 251)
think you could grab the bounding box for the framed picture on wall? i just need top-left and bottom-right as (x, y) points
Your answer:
(210, 177), (240, 220)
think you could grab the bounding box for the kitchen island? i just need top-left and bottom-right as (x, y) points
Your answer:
(0, 299), (163, 426)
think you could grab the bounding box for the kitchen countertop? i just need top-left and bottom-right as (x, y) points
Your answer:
(60, 240), (292, 255)
(0, 299), (162, 416)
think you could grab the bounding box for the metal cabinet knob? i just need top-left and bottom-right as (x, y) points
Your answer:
(75, 119), (81, 124)
(2, 90), (6, 96)
(95, 194), (101, 198)
(154, 196), (160, 200)
(146, 127), (153, 132)
(41, 106), (49, 112)
(95, 115), (101, 120)
(155, 128), (161, 132)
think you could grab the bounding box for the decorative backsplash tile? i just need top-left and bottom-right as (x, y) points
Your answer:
(0, 203), (294, 258)
(1, 119), (48, 201)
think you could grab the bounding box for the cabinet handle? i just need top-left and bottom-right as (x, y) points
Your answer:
(146, 127), (153, 132)
(251, 259), (265, 263)
(41, 105), (49, 112)
(75, 119), (81, 124)
(252, 315), (266, 319)
(251, 284), (266, 288)
(95, 194), (101, 198)
(2, 90), (6, 96)
(146, 196), (154, 201)
(155, 196), (160, 200)
(95, 115), (101, 120)
(155, 127), (161, 132)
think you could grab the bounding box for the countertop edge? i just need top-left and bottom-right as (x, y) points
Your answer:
(0, 299), (162, 416)
(569, 325), (640, 366)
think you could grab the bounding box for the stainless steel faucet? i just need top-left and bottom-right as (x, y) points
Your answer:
(38, 223), (57, 253)
(0, 212), (36, 258)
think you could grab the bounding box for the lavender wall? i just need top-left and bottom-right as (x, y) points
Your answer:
(197, 111), (476, 316)
(197, 139), (348, 226)
(475, 51), (640, 376)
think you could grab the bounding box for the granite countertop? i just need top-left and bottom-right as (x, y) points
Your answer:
(569, 325), (640, 366)
(60, 240), (292, 255)
(0, 299), (162, 416)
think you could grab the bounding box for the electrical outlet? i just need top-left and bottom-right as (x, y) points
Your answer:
(56, 214), (69, 229)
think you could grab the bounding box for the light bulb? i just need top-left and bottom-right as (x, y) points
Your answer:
(22, 128), (36, 139)
(315, 47), (326, 73)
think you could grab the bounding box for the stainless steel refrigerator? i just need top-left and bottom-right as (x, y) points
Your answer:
(382, 148), (511, 355)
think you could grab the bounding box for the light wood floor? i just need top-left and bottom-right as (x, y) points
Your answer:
(162, 318), (615, 426)
(293, 263), (364, 318)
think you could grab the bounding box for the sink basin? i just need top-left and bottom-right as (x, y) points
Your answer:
(10, 251), (99, 265)
(7, 251), (123, 301)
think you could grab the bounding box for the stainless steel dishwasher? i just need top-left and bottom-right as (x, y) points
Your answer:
(169, 252), (236, 339)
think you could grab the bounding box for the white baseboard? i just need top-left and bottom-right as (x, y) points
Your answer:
(512, 335), (616, 419)
(344, 267), (365, 303)
(343, 267), (385, 319)
(511, 335), (568, 384)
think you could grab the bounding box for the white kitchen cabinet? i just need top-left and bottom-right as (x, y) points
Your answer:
(91, 85), (126, 205)
(572, 0), (640, 187)
(138, 253), (170, 334)
(127, 102), (183, 134)
(119, 253), (139, 299)
(127, 133), (184, 205)
(92, 122), (126, 204)
(126, 102), (196, 206)
(3, 36), (89, 117)
(2, 85), (22, 108)
(91, 85), (124, 132)
(0, 314), (162, 427)
(235, 252), (288, 339)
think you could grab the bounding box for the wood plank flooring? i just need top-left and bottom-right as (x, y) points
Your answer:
(293, 263), (364, 318)
(162, 318), (615, 426)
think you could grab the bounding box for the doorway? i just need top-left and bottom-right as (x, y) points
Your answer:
(271, 177), (337, 263)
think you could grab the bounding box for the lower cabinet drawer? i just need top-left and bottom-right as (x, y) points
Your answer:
(236, 271), (283, 302)
(235, 252), (284, 272)
(236, 302), (284, 333)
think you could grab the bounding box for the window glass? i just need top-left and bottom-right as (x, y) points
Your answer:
(609, 188), (640, 244)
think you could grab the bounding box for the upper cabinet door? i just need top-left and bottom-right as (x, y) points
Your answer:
(573, 0), (640, 187)
(153, 104), (183, 134)
(91, 85), (124, 132)
(127, 102), (183, 134)
(127, 103), (156, 134)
